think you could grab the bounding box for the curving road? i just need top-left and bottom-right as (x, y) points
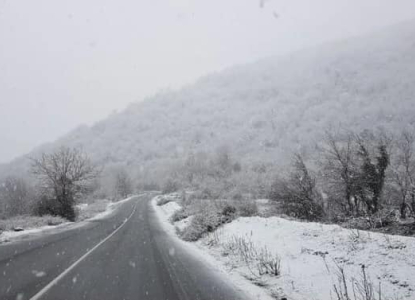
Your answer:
(0, 194), (248, 300)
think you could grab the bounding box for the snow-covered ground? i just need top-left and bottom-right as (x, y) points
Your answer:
(152, 195), (415, 300)
(151, 195), (274, 300)
(0, 197), (134, 244)
(0, 221), (69, 244)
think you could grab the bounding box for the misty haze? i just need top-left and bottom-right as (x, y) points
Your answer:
(1, 1), (415, 300)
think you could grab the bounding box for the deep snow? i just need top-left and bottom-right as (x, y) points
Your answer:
(153, 194), (415, 300)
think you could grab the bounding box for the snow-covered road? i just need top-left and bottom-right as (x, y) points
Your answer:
(0, 194), (250, 300)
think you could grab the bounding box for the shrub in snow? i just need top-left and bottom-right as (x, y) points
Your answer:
(257, 248), (281, 276)
(343, 209), (401, 231)
(221, 204), (237, 223)
(367, 209), (399, 229)
(46, 216), (66, 226)
(181, 211), (221, 241)
(34, 196), (77, 222)
(170, 208), (189, 223)
(157, 197), (172, 206)
(333, 265), (385, 300)
(237, 200), (258, 217)
(222, 204), (237, 215)
(221, 235), (281, 278)
(179, 202), (237, 241)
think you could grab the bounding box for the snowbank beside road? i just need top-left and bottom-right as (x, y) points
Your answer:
(153, 194), (415, 300)
(151, 195), (274, 300)
(0, 197), (135, 244)
(0, 219), (70, 244)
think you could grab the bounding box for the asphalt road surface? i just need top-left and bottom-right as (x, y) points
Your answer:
(0, 194), (249, 300)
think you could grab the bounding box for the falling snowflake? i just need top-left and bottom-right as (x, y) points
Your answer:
(31, 270), (46, 278)
(128, 261), (136, 268)
(16, 293), (24, 300)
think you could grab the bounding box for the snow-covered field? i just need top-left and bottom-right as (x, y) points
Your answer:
(153, 195), (415, 300)
(0, 197), (134, 244)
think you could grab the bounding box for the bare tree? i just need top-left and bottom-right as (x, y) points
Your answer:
(213, 146), (233, 178)
(390, 130), (415, 218)
(183, 152), (200, 185)
(270, 154), (324, 221)
(355, 131), (391, 215)
(115, 168), (133, 199)
(182, 151), (209, 185)
(320, 129), (360, 216)
(320, 129), (391, 217)
(31, 147), (100, 221)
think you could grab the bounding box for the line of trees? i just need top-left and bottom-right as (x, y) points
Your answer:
(270, 129), (415, 222)
(1, 129), (413, 226)
(114, 167), (133, 199)
(160, 146), (246, 197)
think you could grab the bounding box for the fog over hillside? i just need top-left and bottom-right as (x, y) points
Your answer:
(1, 19), (415, 181)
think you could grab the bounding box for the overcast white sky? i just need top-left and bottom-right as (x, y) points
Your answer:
(1, 0), (415, 163)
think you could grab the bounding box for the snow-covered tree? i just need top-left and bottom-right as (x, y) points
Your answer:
(31, 147), (100, 221)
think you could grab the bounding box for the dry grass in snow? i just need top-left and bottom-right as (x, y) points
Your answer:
(154, 194), (415, 300)
(203, 217), (415, 300)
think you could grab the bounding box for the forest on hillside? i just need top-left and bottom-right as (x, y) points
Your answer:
(1, 20), (415, 228)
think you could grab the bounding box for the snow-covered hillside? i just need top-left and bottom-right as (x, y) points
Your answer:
(1, 20), (415, 180)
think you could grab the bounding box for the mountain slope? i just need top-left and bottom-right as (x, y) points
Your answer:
(2, 19), (415, 180)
